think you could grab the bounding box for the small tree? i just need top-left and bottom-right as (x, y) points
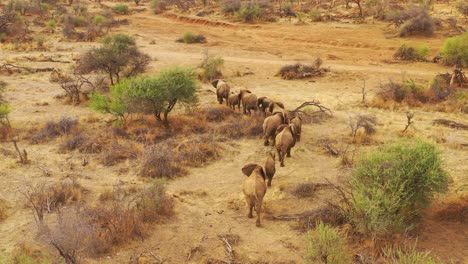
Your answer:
(129, 67), (198, 125)
(0, 81), (11, 127)
(440, 33), (468, 67)
(75, 34), (151, 85)
(90, 78), (131, 124)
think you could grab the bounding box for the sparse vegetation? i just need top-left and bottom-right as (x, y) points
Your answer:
(347, 140), (449, 237)
(199, 53), (224, 81)
(306, 222), (352, 263)
(178, 31), (207, 44)
(0, 198), (8, 221)
(384, 245), (441, 264)
(393, 44), (430, 61)
(32, 117), (79, 143)
(456, 0), (468, 18)
(76, 34), (151, 85)
(140, 144), (186, 178)
(440, 33), (468, 67)
(112, 4), (130, 15)
(222, 0), (241, 13)
(235, 3), (265, 23)
(399, 8), (434, 37)
(278, 58), (327, 80)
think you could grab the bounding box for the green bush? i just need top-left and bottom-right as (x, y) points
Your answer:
(309, 9), (322, 22)
(46, 19), (57, 30)
(92, 15), (106, 25)
(306, 222), (352, 264)
(393, 44), (430, 61)
(0, 103), (11, 126)
(179, 31), (207, 44)
(73, 15), (87, 27)
(348, 140), (448, 237)
(199, 55), (224, 81)
(235, 3), (264, 22)
(112, 4), (129, 15)
(456, 0), (468, 17)
(440, 33), (468, 67)
(90, 78), (132, 124)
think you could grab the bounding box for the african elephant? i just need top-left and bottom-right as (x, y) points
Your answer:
(289, 115), (302, 142)
(264, 152), (276, 187)
(239, 89), (258, 115)
(275, 124), (298, 167)
(242, 163), (267, 227)
(227, 92), (240, 111)
(257, 97), (273, 115)
(211, 79), (230, 105)
(262, 111), (288, 146)
(267, 101), (285, 115)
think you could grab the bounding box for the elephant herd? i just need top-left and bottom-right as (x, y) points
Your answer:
(211, 79), (303, 227)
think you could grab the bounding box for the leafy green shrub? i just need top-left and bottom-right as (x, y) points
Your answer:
(46, 19), (57, 30)
(440, 33), (468, 67)
(280, 2), (294, 16)
(393, 44), (430, 61)
(199, 54), (224, 81)
(0, 103), (11, 127)
(112, 4), (129, 15)
(347, 140), (448, 237)
(73, 15), (87, 27)
(90, 78), (132, 124)
(309, 9), (322, 22)
(222, 0), (241, 13)
(456, 0), (468, 17)
(306, 222), (352, 264)
(235, 3), (265, 22)
(39, 3), (49, 12)
(178, 31), (207, 44)
(92, 15), (106, 25)
(399, 9), (434, 37)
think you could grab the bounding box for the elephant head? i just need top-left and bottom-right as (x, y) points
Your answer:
(268, 101), (285, 114)
(242, 163), (266, 180)
(211, 79), (221, 88)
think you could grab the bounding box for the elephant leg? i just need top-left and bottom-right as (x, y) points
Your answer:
(267, 178), (272, 187)
(276, 148), (281, 162)
(248, 204), (253, 218)
(263, 135), (269, 146)
(280, 152), (286, 167)
(255, 200), (262, 227)
(287, 147), (292, 157)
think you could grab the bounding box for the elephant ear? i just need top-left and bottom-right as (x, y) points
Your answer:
(258, 167), (266, 181)
(268, 102), (274, 114)
(242, 163), (260, 177)
(276, 102), (285, 109)
(289, 124), (297, 138)
(276, 124), (288, 135)
(211, 79), (220, 88)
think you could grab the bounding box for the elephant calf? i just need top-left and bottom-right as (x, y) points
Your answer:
(239, 89), (258, 115)
(211, 79), (230, 105)
(242, 163), (268, 227)
(289, 115), (302, 142)
(264, 152), (276, 187)
(275, 124), (298, 167)
(227, 92), (240, 111)
(257, 97), (273, 115)
(262, 112), (287, 146)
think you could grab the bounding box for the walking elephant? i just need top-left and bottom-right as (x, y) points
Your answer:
(211, 79), (230, 105)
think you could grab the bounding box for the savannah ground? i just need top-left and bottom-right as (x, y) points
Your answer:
(0, 0), (467, 263)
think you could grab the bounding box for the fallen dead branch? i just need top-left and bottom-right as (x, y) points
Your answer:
(324, 143), (340, 156)
(1, 63), (56, 74)
(289, 100), (333, 117)
(402, 112), (414, 133)
(433, 119), (468, 130)
(13, 140), (29, 164)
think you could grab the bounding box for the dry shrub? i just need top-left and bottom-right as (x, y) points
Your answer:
(22, 180), (86, 223)
(372, 79), (435, 108)
(204, 105), (235, 122)
(296, 205), (346, 232)
(217, 114), (263, 139)
(11, 243), (53, 264)
(0, 198), (9, 221)
(60, 133), (105, 153)
(277, 62), (327, 80)
(136, 180), (174, 222)
(349, 114), (377, 139)
(101, 141), (139, 166)
(140, 144), (186, 178)
(32, 117), (79, 143)
(432, 195), (468, 222)
(399, 9), (434, 37)
(292, 183), (317, 198)
(175, 135), (221, 167)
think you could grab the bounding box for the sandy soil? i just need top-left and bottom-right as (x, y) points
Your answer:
(0, 2), (467, 263)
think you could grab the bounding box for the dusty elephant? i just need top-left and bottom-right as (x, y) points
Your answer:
(257, 97), (273, 115)
(289, 115), (302, 142)
(275, 124), (298, 167)
(227, 92), (240, 111)
(242, 163), (267, 227)
(267, 101), (285, 115)
(262, 111), (288, 146)
(239, 89), (258, 115)
(264, 152), (276, 187)
(211, 79), (230, 105)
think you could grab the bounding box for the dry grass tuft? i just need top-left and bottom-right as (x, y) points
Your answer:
(101, 141), (140, 166)
(292, 183), (317, 198)
(140, 144), (186, 178)
(204, 105), (235, 123)
(296, 205), (346, 232)
(432, 195), (468, 223)
(277, 60), (328, 80)
(175, 135), (221, 167)
(11, 243), (53, 264)
(32, 117), (79, 143)
(0, 198), (9, 221)
(60, 133), (106, 153)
